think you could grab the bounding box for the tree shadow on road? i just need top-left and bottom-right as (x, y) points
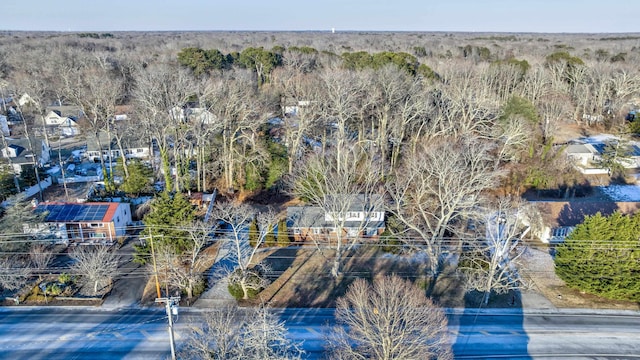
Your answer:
(450, 290), (531, 359)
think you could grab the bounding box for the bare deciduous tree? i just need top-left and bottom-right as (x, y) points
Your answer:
(459, 197), (532, 305)
(62, 59), (125, 188)
(319, 68), (367, 171)
(328, 275), (452, 360)
(70, 246), (120, 295)
(212, 202), (278, 300)
(518, 66), (552, 104)
(536, 92), (571, 144)
(179, 305), (303, 360)
(493, 115), (530, 168)
(132, 62), (194, 192)
(271, 68), (324, 174)
(164, 221), (212, 303)
(29, 244), (53, 281)
(432, 62), (501, 138)
(291, 144), (382, 278)
(0, 256), (31, 293)
(387, 138), (499, 280)
(202, 70), (264, 191)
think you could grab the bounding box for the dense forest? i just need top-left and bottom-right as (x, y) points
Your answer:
(2, 31), (639, 197)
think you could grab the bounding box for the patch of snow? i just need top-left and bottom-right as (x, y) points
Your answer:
(597, 185), (640, 201)
(579, 133), (618, 144)
(46, 166), (60, 175)
(381, 251), (429, 264)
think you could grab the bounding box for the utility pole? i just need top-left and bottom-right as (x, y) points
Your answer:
(155, 296), (180, 360)
(140, 234), (162, 298)
(143, 233), (177, 359)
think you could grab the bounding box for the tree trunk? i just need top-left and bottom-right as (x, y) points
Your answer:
(196, 143), (202, 192)
(106, 123), (114, 183)
(482, 290), (490, 306)
(331, 242), (343, 278)
(115, 136), (129, 178)
(240, 278), (249, 300)
(21, 109), (44, 202)
(160, 147), (172, 192)
(187, 279), (193, 300)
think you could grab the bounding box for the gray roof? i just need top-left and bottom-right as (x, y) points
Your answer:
(2, 137), (45, 165)
(86, 131), (147, 152)
(287, 205), (385, 230)
(287, 206), (326, 228)
(287, 194), (385, 229)
(45, 105), (84, 118)
(324, 194), (384, 212)
(565, 144), (595, 154)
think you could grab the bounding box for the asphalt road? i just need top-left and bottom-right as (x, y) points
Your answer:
(0, 307), (639, 359)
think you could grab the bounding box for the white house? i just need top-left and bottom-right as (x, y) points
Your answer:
(284, 100), (312, 117)
(40, 110), (80, 136)
(287, 194), (385, 241)
(187, 107), (216, 125)
(565, 143), (599, 167)
(565, 138), (640, 174)
(31, 202), (132, 244)
(85, 131), (150, 162)
(170, 106), (217, 125)
(1, 137), (51, 174)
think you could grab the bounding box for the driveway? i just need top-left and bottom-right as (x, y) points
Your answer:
(102, 238), (147, 309)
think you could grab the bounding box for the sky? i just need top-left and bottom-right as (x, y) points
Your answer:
(3, 0), (639, 33)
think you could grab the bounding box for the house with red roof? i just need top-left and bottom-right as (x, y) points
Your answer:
(32, 202), (132, 244)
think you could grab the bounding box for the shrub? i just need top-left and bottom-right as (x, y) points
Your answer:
(46, 283), (63, 296)
(276, 220), (290, 247)
(227, 270), (264, 300)
(58, 273), (73, 285)
(192, 279), (206, 297)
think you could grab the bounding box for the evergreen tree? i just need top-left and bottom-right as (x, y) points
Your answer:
(554, 212), (640, 301)
(117, 159), (153, 197)
(0, 167), (17, 202)
(238, 47), (281, 86)
(276, 219), (290, 247)
(248, 219), (259, 248)
(134, 191), (196, 263)
(264, 224), (276, 247)
(0, 196), (45, 252)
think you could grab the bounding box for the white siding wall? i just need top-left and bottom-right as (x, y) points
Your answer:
(112, 203), (132, 236)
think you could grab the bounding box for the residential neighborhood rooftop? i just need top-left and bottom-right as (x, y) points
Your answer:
(36, 202), (119, 223)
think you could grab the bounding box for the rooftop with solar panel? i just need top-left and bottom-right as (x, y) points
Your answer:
(31, 202), (132, 245)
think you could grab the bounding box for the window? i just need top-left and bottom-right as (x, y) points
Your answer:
(89, 223), (104, 228)
(89, 232), (106, 238)
(116, 216), (120, 223)
(293, 228), (301, 234)
(312, 228), (322, 235)
(137, 149), (144, 153)
(346, 212), (360, 219)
